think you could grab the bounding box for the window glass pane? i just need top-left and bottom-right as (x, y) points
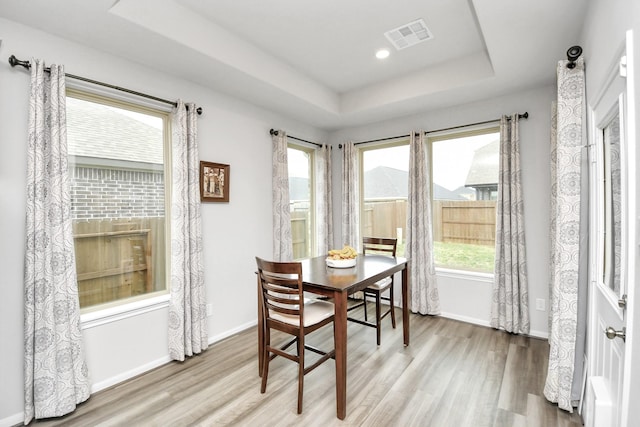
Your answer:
(431, 131), (499, 272)
(288, 146), (313, 259)
(67, 95), (168, 309)
(362, 144), (409, 256)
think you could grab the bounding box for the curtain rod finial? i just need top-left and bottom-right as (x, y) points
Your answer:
(269, 129), (279, 136)
(566, 45), (583, 69)
(8, 54), (30, 69)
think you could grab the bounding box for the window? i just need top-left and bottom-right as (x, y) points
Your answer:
(288, 144), (315, 259)
(357, 127), (499, 273)
(430, 127), (499, 273)
(360, 141), (409, 257)
(66, 90), (170, 310)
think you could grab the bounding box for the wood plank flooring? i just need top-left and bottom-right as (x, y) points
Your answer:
(29, 312), (584, 427)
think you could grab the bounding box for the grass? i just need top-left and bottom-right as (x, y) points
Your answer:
(434, 241), (495, 273)
(394, 240), (495, 273)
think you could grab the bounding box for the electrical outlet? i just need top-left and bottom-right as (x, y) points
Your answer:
(535, 298), (545, 311)
(206, 303), (213, 317)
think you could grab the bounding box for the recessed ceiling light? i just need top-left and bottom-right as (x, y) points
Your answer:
(376, 49), (390, 59)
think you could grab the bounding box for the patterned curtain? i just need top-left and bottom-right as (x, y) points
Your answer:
(406, 131), (440, 314)
(316, 144), (333, 255)
(168, 101), (208, 361)
(544, 57), (587, 412)
(23, 60), (90, 423)
(490, 115), (530, 334)
(341, 142), (359, 249)
(272, 130), (293, 261)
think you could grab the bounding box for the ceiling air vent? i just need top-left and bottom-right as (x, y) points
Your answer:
(384, 18), (433, 50)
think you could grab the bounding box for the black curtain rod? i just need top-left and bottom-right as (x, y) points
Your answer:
(338, 112), (529, 148)
(269, 129), (324, 148)
(8, 55), (203, 115)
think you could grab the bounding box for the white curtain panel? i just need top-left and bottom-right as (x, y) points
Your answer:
(406, 131), (440, 315)
(168, 101), (208, 361)
(544, 58), (587, 412)
(23, 60), (90, 423)
(271, 130), (293, 261)
(316, 144), (333, 255)
(548, 102), (558, 335)
(490, 115), (530, 334)
(341, 142), (359, 249)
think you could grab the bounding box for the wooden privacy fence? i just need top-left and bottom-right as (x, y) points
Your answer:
(362, 199), (407, 241)
(73, 217), (166, 308)
(291, 210), (310, 259)
(289, 198), (496, 258)
(361, 199), (496, 245)
(432, 200), (496, 245)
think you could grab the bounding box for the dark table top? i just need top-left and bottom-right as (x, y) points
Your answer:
(299, 255), (408, 294)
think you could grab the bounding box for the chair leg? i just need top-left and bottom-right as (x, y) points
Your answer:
(297, 335), (304, 414)
(363, 294), (368, 322)
(261, 329), (270, 393)
(389, 285), (396, 329)
(375, 291), (382, 346)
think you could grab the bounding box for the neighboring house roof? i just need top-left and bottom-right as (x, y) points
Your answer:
(452, 185), (476, 200)
(291, 165), (470, 202)
(364, 166), (408, 199)
(364, 166), (464, 200)
(465, 140), (499, 187)
(435, 185), (466, 201)
(67, 97), (163, 165)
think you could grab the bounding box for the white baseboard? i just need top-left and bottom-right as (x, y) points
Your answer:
(528, 328), (549, 340)
(440, 311), (491, 328)
(440, 311), (548, 340)
(208, 319), (257, 345)
(93, 319), (258, 394)
(0, 412), (23, 427)
(91, 355), (172, 393)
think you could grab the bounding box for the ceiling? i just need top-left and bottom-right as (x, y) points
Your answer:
(0, 0), (587, 130)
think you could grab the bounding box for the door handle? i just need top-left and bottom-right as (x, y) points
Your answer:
(605, 326), (626, 342)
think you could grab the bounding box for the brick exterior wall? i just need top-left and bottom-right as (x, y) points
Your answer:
(70, 166), (165, 219)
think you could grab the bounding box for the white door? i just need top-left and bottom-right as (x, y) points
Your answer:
(586, 30), (637, 427)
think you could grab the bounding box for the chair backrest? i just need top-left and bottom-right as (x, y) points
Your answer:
(362, 237), (397, 257)
(256, 257), (305, 323)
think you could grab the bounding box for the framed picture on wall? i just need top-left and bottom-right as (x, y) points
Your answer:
(200, 161), (230, 202)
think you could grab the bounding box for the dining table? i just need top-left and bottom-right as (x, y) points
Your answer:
(257, 254), (410, 420)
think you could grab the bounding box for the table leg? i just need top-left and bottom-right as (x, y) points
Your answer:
(402, 261), (410, 346)
(333, 290), (347, 420)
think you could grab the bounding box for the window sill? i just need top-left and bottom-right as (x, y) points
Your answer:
(80, 293), (170, 330)
(435, 267), (494, 283)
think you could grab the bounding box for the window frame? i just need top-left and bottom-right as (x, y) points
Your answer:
(287, 142), (317, 259)
(427, 124), (500, 275)
(66, 87), (173, 321)
(358, 138), (410, 254)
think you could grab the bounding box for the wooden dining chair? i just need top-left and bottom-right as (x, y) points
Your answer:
(346, 237), (398, 345)
(255, 257), (335, 414)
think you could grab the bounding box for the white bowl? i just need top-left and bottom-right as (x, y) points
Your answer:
(326, 257), (356, 268)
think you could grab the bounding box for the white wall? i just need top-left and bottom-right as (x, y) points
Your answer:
(0, 18), (327, 424)
(328, 85), (556, 337)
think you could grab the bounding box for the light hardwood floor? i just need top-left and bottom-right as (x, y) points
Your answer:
(30, 312), (584, 427)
